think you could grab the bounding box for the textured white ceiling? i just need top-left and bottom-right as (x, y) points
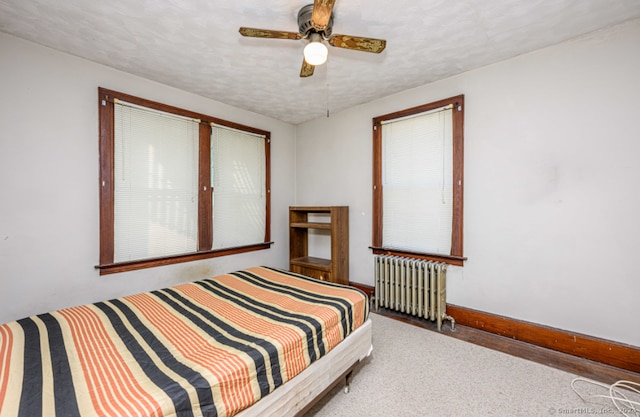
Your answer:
(1, 0), (640, 124)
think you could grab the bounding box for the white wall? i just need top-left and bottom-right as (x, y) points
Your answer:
(0, 33), (296, 324)
(295, 19), (640, 347)
(2, 19), (639, 347)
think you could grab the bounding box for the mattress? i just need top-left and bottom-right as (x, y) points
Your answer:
(0, 266), (369, 417)
(235, 317), (372, 417)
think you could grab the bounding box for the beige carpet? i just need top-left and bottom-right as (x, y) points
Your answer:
(305, 313), (632, 417)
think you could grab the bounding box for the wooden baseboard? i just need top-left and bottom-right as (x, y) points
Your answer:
(446, 304), (640, 374)
(349, 282), (375, 299)
(349, 283), (639, 374)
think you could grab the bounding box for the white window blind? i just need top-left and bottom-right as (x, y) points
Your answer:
(211, 125), (266, 249)
(114, 102), (199, 262)
(381, 107), (453, 254)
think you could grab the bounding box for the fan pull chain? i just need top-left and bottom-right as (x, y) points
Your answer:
(326, 59), (330, 118)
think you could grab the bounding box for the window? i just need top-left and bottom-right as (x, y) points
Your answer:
(372, 95), (465, 266)
(210, 124), (267, 249)
(113, 101), (200, 262)
(98, 88), (271, 274)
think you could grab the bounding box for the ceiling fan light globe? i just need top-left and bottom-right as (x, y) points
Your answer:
(303, 41), (328, 66)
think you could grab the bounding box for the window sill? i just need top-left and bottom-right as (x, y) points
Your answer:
(370, 247), (466, 266)
(96, 242), (273, 275)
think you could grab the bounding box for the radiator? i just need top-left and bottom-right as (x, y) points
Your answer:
(374, 255), (454, 331)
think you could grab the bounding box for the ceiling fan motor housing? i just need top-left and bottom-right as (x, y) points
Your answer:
(298, 4), (333, 37)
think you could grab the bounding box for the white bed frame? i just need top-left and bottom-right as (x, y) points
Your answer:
(236, 318), (373, 417)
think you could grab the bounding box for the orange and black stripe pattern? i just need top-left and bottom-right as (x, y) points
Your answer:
(0, 267), (369, 417)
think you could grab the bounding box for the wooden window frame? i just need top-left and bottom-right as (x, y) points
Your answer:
(97, 87), (272, 275)
(371, 95), (465, 266)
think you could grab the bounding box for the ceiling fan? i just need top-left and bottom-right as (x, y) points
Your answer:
(239, 0), (387, 78)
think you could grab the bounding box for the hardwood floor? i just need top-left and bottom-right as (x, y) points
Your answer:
(375, 308), (640, 386)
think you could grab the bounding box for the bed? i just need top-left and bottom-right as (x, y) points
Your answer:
(0, 266), (372, 417)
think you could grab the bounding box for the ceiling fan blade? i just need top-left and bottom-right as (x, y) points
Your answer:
(328, 34), (387, 53)
(300, 58), (315, 78)
(239, 27), (302, 40)
(311, 0), (336, 31)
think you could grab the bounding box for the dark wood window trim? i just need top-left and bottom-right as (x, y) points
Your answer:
(97, 87), (272, 274)
(96, 243), (273, 275)
(372, 95), (465, 266)
(369, 247), (466, 267)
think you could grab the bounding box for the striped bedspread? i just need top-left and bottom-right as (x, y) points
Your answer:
(0, 266), (369, 417)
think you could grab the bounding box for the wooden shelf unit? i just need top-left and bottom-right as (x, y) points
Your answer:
(289, 206), (349, 285)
